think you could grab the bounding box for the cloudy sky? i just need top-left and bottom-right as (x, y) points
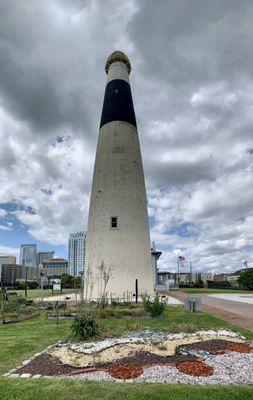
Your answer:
(0, 0), (252, 274)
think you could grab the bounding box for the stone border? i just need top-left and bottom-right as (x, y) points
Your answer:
(3, 338), (67, 379)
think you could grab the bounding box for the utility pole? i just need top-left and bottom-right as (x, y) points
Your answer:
(22, 259), (27, 298)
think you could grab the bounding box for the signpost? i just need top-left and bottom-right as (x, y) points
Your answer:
(39, 271), (45, 301)
(53, 283), (61, 292)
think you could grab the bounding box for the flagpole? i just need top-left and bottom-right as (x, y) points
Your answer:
(177, 255), (180, 287)
(190, 260), (192, 286)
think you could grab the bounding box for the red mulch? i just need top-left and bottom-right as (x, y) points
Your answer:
(227, 342), (253, 353)
(176, 360), (214, 377)
(108, 364), (143, 379)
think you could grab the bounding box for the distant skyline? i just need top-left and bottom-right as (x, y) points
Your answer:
(0, 1), (253, 274)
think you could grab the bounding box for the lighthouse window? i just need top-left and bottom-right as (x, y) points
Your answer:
(111, 216), (118, 228)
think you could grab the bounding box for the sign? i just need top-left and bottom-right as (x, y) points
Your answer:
(40, 271), (45, 277)
(53, 283), (61, 291)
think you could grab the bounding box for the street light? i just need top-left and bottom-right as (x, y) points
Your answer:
(78, 271), (84, 302)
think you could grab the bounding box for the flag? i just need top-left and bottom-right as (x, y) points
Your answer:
(178, 255), (185, 267)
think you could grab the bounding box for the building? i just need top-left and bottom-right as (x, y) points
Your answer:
(19, 244), (37, 267)
(68, 232), (86, 276)
(85, 51), (154, 298)
(0, 256), (16, 265)
(157, 271), (176, 286)
(0, 256), (16, 277)
(213, 274), (229, 282)
(227, 268), (252, 287)
(37, 251), (54, 266)
(42, 258), (68, 278)
(1, 264), (39, 286)
(197, 272), (213, 284)
(151, 243), (162, 285)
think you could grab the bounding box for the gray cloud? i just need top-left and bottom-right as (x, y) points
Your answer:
(0, 0), (252, 271)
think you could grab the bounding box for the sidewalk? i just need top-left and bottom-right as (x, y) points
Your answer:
(169, 291), (253, 333)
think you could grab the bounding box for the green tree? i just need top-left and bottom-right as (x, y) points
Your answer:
(61, 273), (74, 288)
(238, 269), (253, 290)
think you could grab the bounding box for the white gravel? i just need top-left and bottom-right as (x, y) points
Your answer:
(65, 329), (244, 354)
(74, 352), (253, 385)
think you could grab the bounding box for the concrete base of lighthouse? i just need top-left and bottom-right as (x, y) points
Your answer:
(85, 121), (154, 298)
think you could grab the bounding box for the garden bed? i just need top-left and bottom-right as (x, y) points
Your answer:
(7, 329), (253, 385)
(2, 312), (39, 324)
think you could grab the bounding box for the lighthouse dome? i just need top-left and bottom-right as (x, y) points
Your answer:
(105, 51), (131, 74)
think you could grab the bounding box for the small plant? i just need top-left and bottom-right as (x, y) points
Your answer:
(143, 293), (165, 317)
(157, 344), (167, 351)
(71, 313), (98, 341)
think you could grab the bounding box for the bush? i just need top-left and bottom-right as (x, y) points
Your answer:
(143, 293), (165, 317)
(238, 269), (253, 290)
(71, 313), (99, 341)
(100, 307), (145, 318)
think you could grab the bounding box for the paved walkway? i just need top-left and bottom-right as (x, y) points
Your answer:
(208, 293), (253, 305)
(169, 291), (253, 333)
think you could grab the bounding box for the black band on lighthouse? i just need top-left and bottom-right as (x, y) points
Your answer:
(100, 79), (137, 129)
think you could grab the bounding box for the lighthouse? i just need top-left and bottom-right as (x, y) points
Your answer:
(85, 51), (154, 298)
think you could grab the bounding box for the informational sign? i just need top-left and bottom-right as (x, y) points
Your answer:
(53, 283), (61, 292)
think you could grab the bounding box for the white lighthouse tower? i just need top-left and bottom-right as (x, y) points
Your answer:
(85, 51), (154, 298)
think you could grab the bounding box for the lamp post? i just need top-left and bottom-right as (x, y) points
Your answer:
(22, 259), (27, 298)
(79, 271), (84, 302)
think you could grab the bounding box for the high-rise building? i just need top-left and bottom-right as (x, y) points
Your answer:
(37, 251), (54, 266)
(68, 231), (86, 276)
(85, 51), (154, 298)
(19, 244), (37, 267)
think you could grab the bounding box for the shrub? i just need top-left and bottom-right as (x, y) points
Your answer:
(143, 293), (165, 317)
(238, 269), (253, 290)
(100, 307), (145, 318)
(71, 313), (99, 341)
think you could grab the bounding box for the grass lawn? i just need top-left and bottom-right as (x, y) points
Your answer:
(180, 288), (251, 294)
(0, 378), (252, 400)
(0, 307), (253, 399)
(0, 313), (71, 374)
(8, 288), (78, 299)
(99, 306), (253, 340)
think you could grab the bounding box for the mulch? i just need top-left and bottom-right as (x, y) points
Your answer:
(99, 351), (198, 368)
(17, 339), (253, 378)
(178, 339), (253, 355)
(176, 360), (214, 376)
(109, 364), (143, 379)
(18, 355), (83, 376)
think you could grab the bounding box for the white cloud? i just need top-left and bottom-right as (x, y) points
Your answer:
(0, 244), (19, 260)
(0, 209), (7, 218)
